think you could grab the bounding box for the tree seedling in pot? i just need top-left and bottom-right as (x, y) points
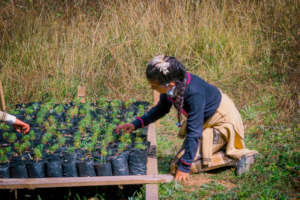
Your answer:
(86, 143), (95, 155)
(2, 132), (9, 140)
(29, 130), (36, 141)
(134, 137), (146, 150)
(120, 133), (132, 149)
(0, 124), (10, 131)
(49, 144), (59, 154)
(25, 115), (32, 121)
(0, 154), (8, 164)
(55, 104), (64, 114)
(67, 146), (75, 155)
(74, 131), (81, 148)
(8, 133), (17, 143)
(58, 136), (66, 147)
(137, 104), (145, 116)
(33, 144), (43, 161)
(41, 133), (52, 145)
(25, 106), (35, 115)
(48, 115), (57, 126)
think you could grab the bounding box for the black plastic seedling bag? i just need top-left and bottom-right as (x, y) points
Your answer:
(128, 149), (147, 175)
(46, 156), (63, 177)
(10, 161), (28, 178)
(77, 160), (96, 177)
(0, 163), (9, 178)
(112, 151), (129, 176)
(26, 160), (45, 178)
(94, 161), (112, 176)
(62, 154), (78, 177)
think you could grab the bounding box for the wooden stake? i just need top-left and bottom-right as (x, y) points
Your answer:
(0, 81), (6, 111)
(145, 91), (161, 200)
(77, 85), (86, 103)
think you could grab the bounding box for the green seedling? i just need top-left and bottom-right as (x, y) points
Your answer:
(25, 107), (34, 115)
(41, 133), (52, 144)
(134, 143), (146, 150)
(23, 134), (31, 142)
(68, 106), (79, 118)
(112, 118), (120, 125)
(67, 146), (75, 155)
(49, 144), (59, 154)
(97, 97), (106, 107)
(120, 133), (131, 147)
(29, 130), (36, 140)
(58, 136), (66, 146)
(138, 105), (145, 116)
(48, 126), (56, 135)
(87, 143), (94, 153)
(8, 133), (17, 143)
(23, 141), (31, 150)
(48, 115), (56, 125)
(74, 131), (81, 148)
(124, 100), (131, 109)
(0, 149), (4, 157)
(55, 104), (64, 113)
(0, 124), (10, 131)
(5, 146), (11, 153)
(32, 103), (39, 111)
(2, 132), (9, 139)
(0, 155), (7, 164)
(100, 147), (107, 157)
(34, 147), (42, 161)
(25, 115), (32, 121)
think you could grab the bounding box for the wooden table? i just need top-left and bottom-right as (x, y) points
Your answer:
(0, 89), (173, 199)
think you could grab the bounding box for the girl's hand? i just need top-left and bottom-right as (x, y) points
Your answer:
(116, 123), (135, 134)
(175, 169), (190, 183)
(13, 119), (30, 134)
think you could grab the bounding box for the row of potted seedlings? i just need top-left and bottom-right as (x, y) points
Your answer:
(0, 98), (149, 178)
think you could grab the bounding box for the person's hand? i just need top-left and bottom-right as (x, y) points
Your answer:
(13, 119), (30, 134)
(116, 123), (135, 135)
(175, 169), (190, 184)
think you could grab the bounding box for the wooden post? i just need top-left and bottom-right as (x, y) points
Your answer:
(146, 123), (159, 200)
(0, 81), (6, 111)
(77, 85), (86, 103)
(145, 90), (161, 200)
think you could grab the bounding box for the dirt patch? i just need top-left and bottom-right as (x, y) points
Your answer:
(182, 174), (236, 192)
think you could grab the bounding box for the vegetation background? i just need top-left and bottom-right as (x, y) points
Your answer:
(0, 0), (299, 199)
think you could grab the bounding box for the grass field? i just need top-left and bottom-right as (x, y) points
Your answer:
(0, 0), (299, 199)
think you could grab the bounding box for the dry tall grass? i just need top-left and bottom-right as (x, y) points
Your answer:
(0, 0), (299, 119)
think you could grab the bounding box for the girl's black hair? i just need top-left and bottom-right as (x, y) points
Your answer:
(146, 55), (187, 126)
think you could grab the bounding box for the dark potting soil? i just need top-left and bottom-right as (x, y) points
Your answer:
(111, 151), (129, 176)
(94, 161), (113, 176)
(62, 154), (78, 177)
(26, 160), (46, 178)
(128, 149), (147, 175)
(0, 163), (9, 178)
(77, 160), (96, 177)
(46, 155), (63, 177)
(10, 161), (28, 178)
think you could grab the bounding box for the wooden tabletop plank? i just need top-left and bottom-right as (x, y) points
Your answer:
(0, 174), (173, 189)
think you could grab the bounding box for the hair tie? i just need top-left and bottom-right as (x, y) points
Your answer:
(155, 61), (170, 75)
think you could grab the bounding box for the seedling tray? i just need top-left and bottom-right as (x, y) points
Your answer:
(0, 91), (173, 199)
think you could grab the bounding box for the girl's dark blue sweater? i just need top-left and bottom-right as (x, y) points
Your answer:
(132, 72), (221, 172)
